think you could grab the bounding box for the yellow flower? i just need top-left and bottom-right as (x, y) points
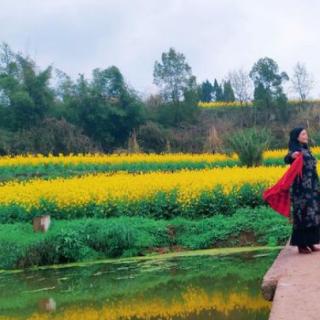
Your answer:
(0, 166), (288, 210)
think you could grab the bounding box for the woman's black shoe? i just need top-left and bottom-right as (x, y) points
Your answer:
(298, 246), (312, 254)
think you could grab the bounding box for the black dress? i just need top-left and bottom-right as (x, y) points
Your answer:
(284, 146), (320, 246)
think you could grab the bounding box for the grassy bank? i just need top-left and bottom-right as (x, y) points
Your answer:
(0, 206), (290, 269)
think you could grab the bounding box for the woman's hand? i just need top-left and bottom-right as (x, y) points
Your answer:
(291, 151), (300, 159)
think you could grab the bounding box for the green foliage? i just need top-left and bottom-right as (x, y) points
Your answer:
(0, 43), (54, 130)
(188, 186), (237, 218)
(225, 127), (271, 166)
(0, 129), (12, 155)
(250, 57), (289, 110)
(0, 43), (315, 154)
(154, 100), (200, 127)
(250, 57), (288, 93)
(61, 67), (146, 152)
(200, 80), (214, 102)
(222, 80), (235, 101)
(213, 79), (224, 101)
(0, 44), (146, 153)
(137, 121), (168, 152)
(0, 207), (289, 269)
(153, 47), (193, 103)
(172, 207), (290, 249)
(10, 117), (97, 155)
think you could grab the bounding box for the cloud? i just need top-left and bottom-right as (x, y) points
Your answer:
(0, 0), (319, 97)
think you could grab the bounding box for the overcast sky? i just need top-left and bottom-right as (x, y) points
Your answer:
(1, 0), (320, 97)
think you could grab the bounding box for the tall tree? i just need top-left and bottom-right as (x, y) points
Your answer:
(291, 62), (314, 101)
(153, 48), (193, 103)
(64, 67), (146, 151)
(212, 79), (223, 101)
(222, 80), (235, 101)
(228, 69), (252, 103)
(200, 80), (214, 102)
(92, 66), (126, 99)
(0, 42), (53, 130)
(249, 57), (289, 109)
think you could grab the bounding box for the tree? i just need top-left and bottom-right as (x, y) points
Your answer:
(64, 67), (146, 151)
(183, 75), (199, 103)
(55, 69), (76, 102)
(250, 57), (290, 124)
(212, 79), (223, 101)
(222, 80), (235, 101)
(92, 66), (126, 99)
(291, 62), (314, 101)
(153, 48), (193, 103)
(200, 80), (214, 102)
(0, 42), (17, 76)
(228, 69), (252, 103)
(128, 129), (140, 153)
(249, 57), (289, 109)
(0, 43), (54, 130)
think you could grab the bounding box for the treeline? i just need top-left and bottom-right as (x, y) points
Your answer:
(0, 43), (316, 155)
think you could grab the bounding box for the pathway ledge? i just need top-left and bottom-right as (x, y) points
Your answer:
(262, 241), (320, 320)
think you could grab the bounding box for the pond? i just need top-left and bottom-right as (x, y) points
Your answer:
(0, 247), (279, 320)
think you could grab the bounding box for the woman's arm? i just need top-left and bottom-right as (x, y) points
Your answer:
(284, 152), (294, 164)
(284, 151), (300, 165)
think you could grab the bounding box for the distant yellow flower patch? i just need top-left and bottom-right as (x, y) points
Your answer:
(1, 147), (320, 168)
(198, 99), (320, 109)
(0, 152), (237, 167)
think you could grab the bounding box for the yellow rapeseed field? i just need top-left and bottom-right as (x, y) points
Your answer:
(0, 165), (289, 210)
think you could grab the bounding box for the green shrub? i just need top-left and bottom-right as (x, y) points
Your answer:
(225, 127), (271, 166)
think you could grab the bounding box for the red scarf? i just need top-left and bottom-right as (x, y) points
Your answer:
(262, 153), (303, 217)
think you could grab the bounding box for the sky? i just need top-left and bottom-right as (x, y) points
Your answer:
(1, 0), (320, 98)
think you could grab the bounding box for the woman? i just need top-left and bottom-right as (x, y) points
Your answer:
(284, 127), (320, 254)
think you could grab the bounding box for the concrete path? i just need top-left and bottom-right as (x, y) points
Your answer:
(262, 242), (320, 320)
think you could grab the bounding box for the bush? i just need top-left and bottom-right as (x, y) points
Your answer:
(11, 117), (98, 155)
(137, 121), (168, 153)
(225, 127), (271, 166)
(0, 129), (13, 155)
(85, 220), (137, 257)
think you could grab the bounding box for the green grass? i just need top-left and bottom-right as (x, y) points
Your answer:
(0, 206), (290, 270)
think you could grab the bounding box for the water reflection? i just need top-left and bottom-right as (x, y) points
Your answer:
(0, 249), (277, 320)
(38, 298), (56, 313)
